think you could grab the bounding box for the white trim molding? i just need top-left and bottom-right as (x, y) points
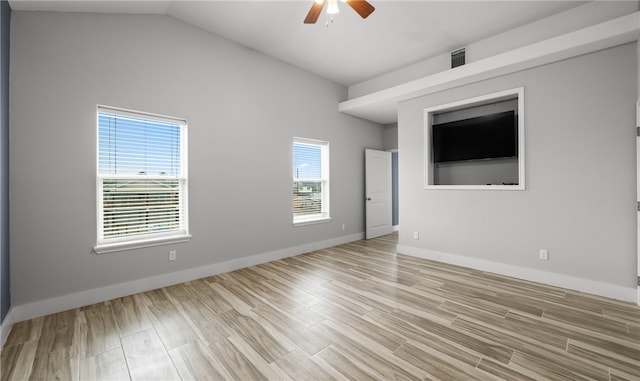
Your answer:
(9, 233), (364, 324)
(397, 245), (637, 303)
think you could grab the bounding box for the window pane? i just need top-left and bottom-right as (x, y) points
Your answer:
(293, 138), (328, 223)
(293, 181), (322, 216)
(99, 112), (181, 176)
(293, 143), (321, 179)
(102, 179), (183, 239)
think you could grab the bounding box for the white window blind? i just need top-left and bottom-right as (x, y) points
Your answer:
(293, 138), (329, 224)
(96, 106), (188, 248)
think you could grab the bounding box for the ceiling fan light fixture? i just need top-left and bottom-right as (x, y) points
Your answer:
(304, 0), (374, 24)
(327, 0), (340, 14)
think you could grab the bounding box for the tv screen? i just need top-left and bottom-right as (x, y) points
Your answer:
(432, 111), (517, 163)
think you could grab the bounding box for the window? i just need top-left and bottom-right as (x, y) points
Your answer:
(292, 137), (330, 225)
(94, 106), (190, 253)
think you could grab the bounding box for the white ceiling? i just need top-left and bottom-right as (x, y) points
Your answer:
(8, 0), (585, 86)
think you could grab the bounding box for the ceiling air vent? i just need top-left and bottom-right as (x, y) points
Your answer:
(451, 48), (466, 68)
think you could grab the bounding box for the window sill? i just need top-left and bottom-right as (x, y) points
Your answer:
(293, 217), (332, 227)
(94, 234), (192, 254)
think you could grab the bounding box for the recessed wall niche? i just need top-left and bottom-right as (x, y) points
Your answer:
(424, 87), (525, 190)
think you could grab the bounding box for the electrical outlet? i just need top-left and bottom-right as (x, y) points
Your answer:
(341, 224), (345, 230)
(539, 249), (548, 261)
(169, 250), (177, 261)
(413, 232), (419, 240)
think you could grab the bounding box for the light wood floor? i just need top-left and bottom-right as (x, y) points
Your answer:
(2, 233), (639, 380)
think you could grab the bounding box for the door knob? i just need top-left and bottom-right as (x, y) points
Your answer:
(366, 197), (372, 201)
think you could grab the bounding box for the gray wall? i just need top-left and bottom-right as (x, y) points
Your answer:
(383, 123), (398, 151)
(9, 12), (383, 305)
(1, 0), (10, 323)
(398, 43), (637, 289)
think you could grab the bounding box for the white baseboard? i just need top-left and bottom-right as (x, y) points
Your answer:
(0, 307), (16, 348)
(10, 233), (364, 325)
(392, 225), (400, 232)
(397, 245), (637, 303)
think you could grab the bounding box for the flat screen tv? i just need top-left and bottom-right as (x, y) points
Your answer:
(432, 110), (517, 163)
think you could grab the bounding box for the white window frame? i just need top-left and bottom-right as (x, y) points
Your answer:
(94, 106), (191, 254)
(293, 137), (331, 226)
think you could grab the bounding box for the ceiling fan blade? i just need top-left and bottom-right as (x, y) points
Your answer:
(304, 0), (325, 24)
(346, 0), (375, 19)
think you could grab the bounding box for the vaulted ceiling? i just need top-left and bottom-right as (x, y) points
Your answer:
(7, 1), (585, 86)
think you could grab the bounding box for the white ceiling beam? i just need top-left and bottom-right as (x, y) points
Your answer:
(339, 12), (640, 124)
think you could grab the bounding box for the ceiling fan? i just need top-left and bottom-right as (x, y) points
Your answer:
(304, 0), (375, 24)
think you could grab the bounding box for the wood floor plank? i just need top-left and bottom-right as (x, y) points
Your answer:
(260, 275), (322, 308)
(505, 310), (640, 362)
(447, 308), (569, 351)
(602, 302), (640, 323)
(216, 277), (265, 309)
(311, 302), (406, 352)
(309, 283), (374, 316)
(310, 319), (425, 380)
(147, 300), (199, 350)
(111, 295), (153, 337)
(363, 309), (483, 368)
(416, 282), (511, 317)
(28, 347), (77, 381)
(180, 298), (235, 346)
(168, 340), (227, 381)
(3, 232), (639, 381)
(143, 289), (169, 304)
(390, 308), (515, 364)
(314, 345), (379, 381)
(610, 368), (640, 381)
(394, 341), (481, 381)
(475, 357), (540, 381)
(509, 350), (604, 381)
(34, 310), (76, 358)
(121, 328), (180, 381)
(1, 340), (37, 381)
(208, 282), (254, 314)
(225, 334), (288, 380)
(253, 303), (329, 356)
(3, 318), (42, 349)
(208, 337), (268, 381)
(566, 340), (640, 376)
(162, 282), (196, 303)
(187, 279), (235, 313)
(79, 347), (129, 381)
(453, 317), (611, 381)
(274, 349), (336, 381)
(543, 303), (636, 339)
(82, 304), (120, 358)
(217, 308), (292, 363)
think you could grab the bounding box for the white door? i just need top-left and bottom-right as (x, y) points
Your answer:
(365, 149), (392, 239)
